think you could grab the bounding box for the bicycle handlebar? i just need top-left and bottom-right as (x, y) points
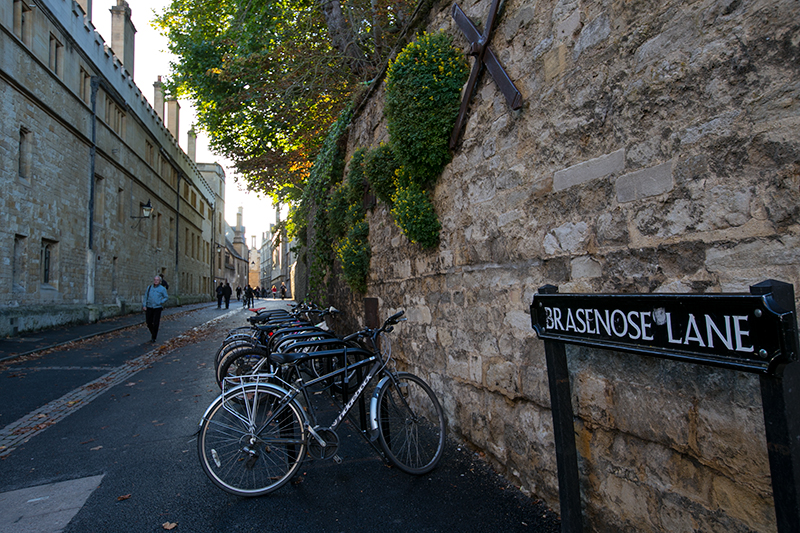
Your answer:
(339, 310), (406, 343)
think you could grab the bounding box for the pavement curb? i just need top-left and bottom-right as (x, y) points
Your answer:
(0, 304), (222, 365)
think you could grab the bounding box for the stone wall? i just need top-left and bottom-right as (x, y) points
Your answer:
(332, 0), (800, 530)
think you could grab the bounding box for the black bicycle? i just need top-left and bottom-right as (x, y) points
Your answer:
(196, 310), (446, 496)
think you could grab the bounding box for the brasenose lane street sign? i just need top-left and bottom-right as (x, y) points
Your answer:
(531, 287), (798, 374)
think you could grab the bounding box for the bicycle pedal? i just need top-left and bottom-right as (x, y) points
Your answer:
(333, 455), (342, 464)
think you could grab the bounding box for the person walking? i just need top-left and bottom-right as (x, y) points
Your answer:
(142, 275), (168, 343)
(280, 282), (287, 300)
(215, 283), (224, 309)
(236, 286), (242, 301)
(223, 282), (233, 309)
(272, 285), (278, 299)
(243, 285), (254, 308)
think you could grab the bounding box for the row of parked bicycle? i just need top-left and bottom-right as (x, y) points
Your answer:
(196, 302), (447, 496)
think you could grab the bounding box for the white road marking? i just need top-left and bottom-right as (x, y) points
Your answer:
(0, 474), (104, 533)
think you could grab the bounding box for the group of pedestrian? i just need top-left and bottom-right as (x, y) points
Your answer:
(215, 282), (233, 309)
(231, 283), (289, 300)
(141, 274), (290, 344)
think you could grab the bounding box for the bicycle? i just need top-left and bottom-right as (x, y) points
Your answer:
(196, 310), (446, 496)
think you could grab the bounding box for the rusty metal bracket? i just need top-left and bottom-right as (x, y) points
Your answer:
(450, 0), (523, 150)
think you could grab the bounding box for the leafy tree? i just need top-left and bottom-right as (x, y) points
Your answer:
(154, 0), (415, 202)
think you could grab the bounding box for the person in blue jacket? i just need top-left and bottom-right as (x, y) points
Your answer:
(142, 275), (169, 343)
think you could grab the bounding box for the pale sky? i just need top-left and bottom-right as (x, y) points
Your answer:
(92, 0), (277, 245)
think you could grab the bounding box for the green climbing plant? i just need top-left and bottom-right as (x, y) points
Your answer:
(291, 29), (469, 297)
(382, 31), (469, 248)
(386, 31), (469, 188)
(363, 142), (399, 206)
(391, 169), (441, 248)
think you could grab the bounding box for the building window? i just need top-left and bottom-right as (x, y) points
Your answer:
(80, 68), (92, 104)
(94, 175), (105, 224)
(13, 0), (32, 46)
(191, 190), (197, 209)
(117, 187), (125, 223)
(104, 94), (126, 137)
(111, 256), (118, 293)
(156, 213), (163, 248)
(49, 34), (63, 77)
(146, 140), (155, 167)
(41, 239), (58, 287)
(18, 127), (31, 182)
(169, 217), (174, 250)
(13, 234), (27, 292)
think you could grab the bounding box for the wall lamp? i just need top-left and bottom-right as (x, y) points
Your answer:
(131, 200), (153, 228)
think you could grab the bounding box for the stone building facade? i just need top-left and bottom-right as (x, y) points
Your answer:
(331, 0), (800, 531)
(1, 0), (224, 335)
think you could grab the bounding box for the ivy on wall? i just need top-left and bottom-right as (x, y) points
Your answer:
(290, 31), (468, 298)
(381, 31), (468, 247)
(385, 31), (469, 189)
(289, 106), (353, 302)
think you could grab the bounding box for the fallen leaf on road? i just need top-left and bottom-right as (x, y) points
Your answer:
(117, 494), (131, 501)
(162, 522), (177, 530)
(90, 446), (103, 451)
(66, 400), (81, 406)
(125, 382), (136, 387)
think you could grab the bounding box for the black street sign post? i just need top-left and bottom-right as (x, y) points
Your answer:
(530, 279), (800, 533)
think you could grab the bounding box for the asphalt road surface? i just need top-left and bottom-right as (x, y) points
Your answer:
(0, 301), (561, 532)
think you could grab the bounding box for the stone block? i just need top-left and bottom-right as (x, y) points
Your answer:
(553, 149), (625, 192)
(573, 14), (610, 59)
(555, 9), (581, 44)
(615, 162), (674, 203)
(484, 359), (518, 396)
(543, 44), (568, 82)
(571, 255), (602, 278)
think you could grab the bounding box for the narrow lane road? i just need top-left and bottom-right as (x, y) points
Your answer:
(0, 301), (560, 533)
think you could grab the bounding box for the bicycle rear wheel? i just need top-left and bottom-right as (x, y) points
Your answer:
(376, 372), (445, 475)
(215, 346), (269, 388)
(197, 384), (306, 496)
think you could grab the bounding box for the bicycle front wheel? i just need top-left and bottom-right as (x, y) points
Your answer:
(376, 372), (446, 475)
(197, 384), (306, 496)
